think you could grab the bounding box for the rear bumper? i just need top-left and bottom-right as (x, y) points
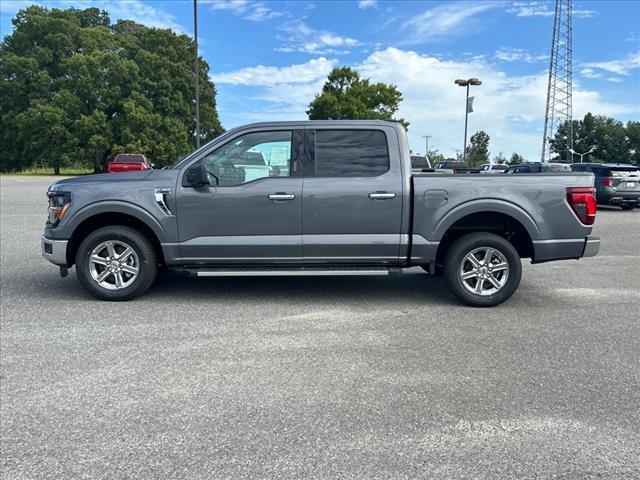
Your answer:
(582, 235), (600, 258)
(532, 235), (600, 263)
(598, 190), (640, 206)
(41, 236), (68, 266)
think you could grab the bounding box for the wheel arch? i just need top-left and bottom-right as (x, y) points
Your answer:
(66, 204), (165, 267)
(434, 202), (537, 267)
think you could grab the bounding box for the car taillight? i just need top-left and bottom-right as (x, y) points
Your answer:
(601, 178), (613, 187)
(566, 187), (596, 226)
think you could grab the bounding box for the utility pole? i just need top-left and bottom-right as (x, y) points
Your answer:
(422, 135), (432, 155)
(194, 0), (200, 148)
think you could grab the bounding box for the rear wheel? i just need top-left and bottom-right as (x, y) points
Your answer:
(443, 232), (522, 307)
(621, 204), (634, 210)
(75, 226), (158, 301)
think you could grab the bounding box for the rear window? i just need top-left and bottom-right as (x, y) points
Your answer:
(114, 154), (147, 163)
(314, 130), (389, 177)
(411, 155), (429, 169)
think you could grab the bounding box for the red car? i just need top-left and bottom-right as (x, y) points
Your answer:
(107, 153), (152, 173)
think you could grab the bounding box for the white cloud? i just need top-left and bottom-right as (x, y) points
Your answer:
(606, 77), (624, 83)
(582, 51), (640, 76)
(276, 20), (360, 55)
(495, 47), (548, 63)
(580, 68), (602, 79)
(507, 1), (597, 18)
(402, 2), (498, 43)
(104, 0), (186, 32)
(213, 48), (638, 160)
(1, 0), (187, 33)
(212, 57), (336, 86)
(205, 0), (282, 22)
(358, 0), (377, 9)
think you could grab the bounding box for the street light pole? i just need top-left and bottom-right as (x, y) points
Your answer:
(194, 0), (200, 148)
(569, 145), (596, 163)
(422, 135), (432, 155)
(455, 78), (482, 162)
(463, 83), (469, 161)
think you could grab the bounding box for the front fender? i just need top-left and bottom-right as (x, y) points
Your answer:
(50, 200), (167, 240)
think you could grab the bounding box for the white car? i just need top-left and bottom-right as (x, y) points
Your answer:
(479, 163), (508, 174)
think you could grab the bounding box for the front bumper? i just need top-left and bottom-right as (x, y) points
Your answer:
(41, 236), (69, 266)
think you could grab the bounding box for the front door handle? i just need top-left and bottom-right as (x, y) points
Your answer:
(368, 192), (396, 200)
(268, 193), (296, 201)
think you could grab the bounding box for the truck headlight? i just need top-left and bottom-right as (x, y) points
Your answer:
(47, 192), (72, 226)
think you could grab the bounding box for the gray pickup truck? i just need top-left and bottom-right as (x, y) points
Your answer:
(42, 121), (600, 307)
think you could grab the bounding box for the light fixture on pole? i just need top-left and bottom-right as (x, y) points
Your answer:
(194, 0), (200, 148)
(454, 78), (482, 161)
(568, 145), (596, 163)
(422, 135), (432, 156)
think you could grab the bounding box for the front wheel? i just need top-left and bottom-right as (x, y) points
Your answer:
(75, 226), (158, 301)
(442, 232), (522, 307)
(621, 204), (635, 210)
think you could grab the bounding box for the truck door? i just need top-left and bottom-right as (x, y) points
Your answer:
(175, 129), (304, 264)
(301, 127), (404, 264)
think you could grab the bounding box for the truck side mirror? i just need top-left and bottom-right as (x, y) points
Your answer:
(183, 163), (210, 187)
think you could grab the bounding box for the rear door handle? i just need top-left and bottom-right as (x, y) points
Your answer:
(268, 193), (296, 201)
(368, 192), (396, 200)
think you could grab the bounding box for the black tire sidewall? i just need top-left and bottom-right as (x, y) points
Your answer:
(75, 226), (157, 301)
(443, 233), (522, 307)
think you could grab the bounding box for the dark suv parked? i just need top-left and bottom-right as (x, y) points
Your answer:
(504, 162), (571, 174)
(570, 163), (640, 209)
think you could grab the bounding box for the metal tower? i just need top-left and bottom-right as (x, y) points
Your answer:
(541, 0), (573, 162)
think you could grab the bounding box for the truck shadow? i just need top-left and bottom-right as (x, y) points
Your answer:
(148, 270), (457, 307)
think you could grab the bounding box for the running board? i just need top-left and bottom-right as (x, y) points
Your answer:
(186, 267), (402, 277)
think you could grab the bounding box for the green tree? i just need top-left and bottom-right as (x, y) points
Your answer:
(625, 121), (640, 165)
(0, 6), (223, 173)
(493, 152), (506, 164)
(307, 66), (408, 128)
(550, 113), (631, 163)
(426, 150), (446, 164)
(509, 152), (525, 164)
(465, 130), (490, 167)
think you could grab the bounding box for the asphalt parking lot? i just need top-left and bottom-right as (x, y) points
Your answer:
(1, 175), (639, 479)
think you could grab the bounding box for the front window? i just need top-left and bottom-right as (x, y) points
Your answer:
(203, 130), (292, 186)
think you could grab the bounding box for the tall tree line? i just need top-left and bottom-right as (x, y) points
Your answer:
(0, 6), (223, 173)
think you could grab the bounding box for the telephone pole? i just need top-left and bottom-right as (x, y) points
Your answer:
(194, 0), (200, 148)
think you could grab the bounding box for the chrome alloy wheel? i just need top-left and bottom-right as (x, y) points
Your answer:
(459, 247), (509, 296)
(88, 240), (139, 290)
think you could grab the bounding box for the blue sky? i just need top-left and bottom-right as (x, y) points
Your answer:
(2, 0), (639, 159)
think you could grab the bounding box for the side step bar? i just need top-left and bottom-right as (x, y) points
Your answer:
(185, 267), (403, 277)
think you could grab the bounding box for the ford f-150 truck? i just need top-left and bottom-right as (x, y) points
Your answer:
(42, 121), (600, 307)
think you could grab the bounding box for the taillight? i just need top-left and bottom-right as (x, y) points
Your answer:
(601, 178), (613, 187)
(566, 187), (597, 226)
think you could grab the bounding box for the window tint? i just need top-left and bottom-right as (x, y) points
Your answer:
(313, 130), (389, 177)
(411, 155), (429, 169)
(204, 131), (292, 186)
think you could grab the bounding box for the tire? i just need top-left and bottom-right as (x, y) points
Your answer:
(621, 204), (634, 210)
(442, 232), (522, 307)
(75, 226), (158, 301)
